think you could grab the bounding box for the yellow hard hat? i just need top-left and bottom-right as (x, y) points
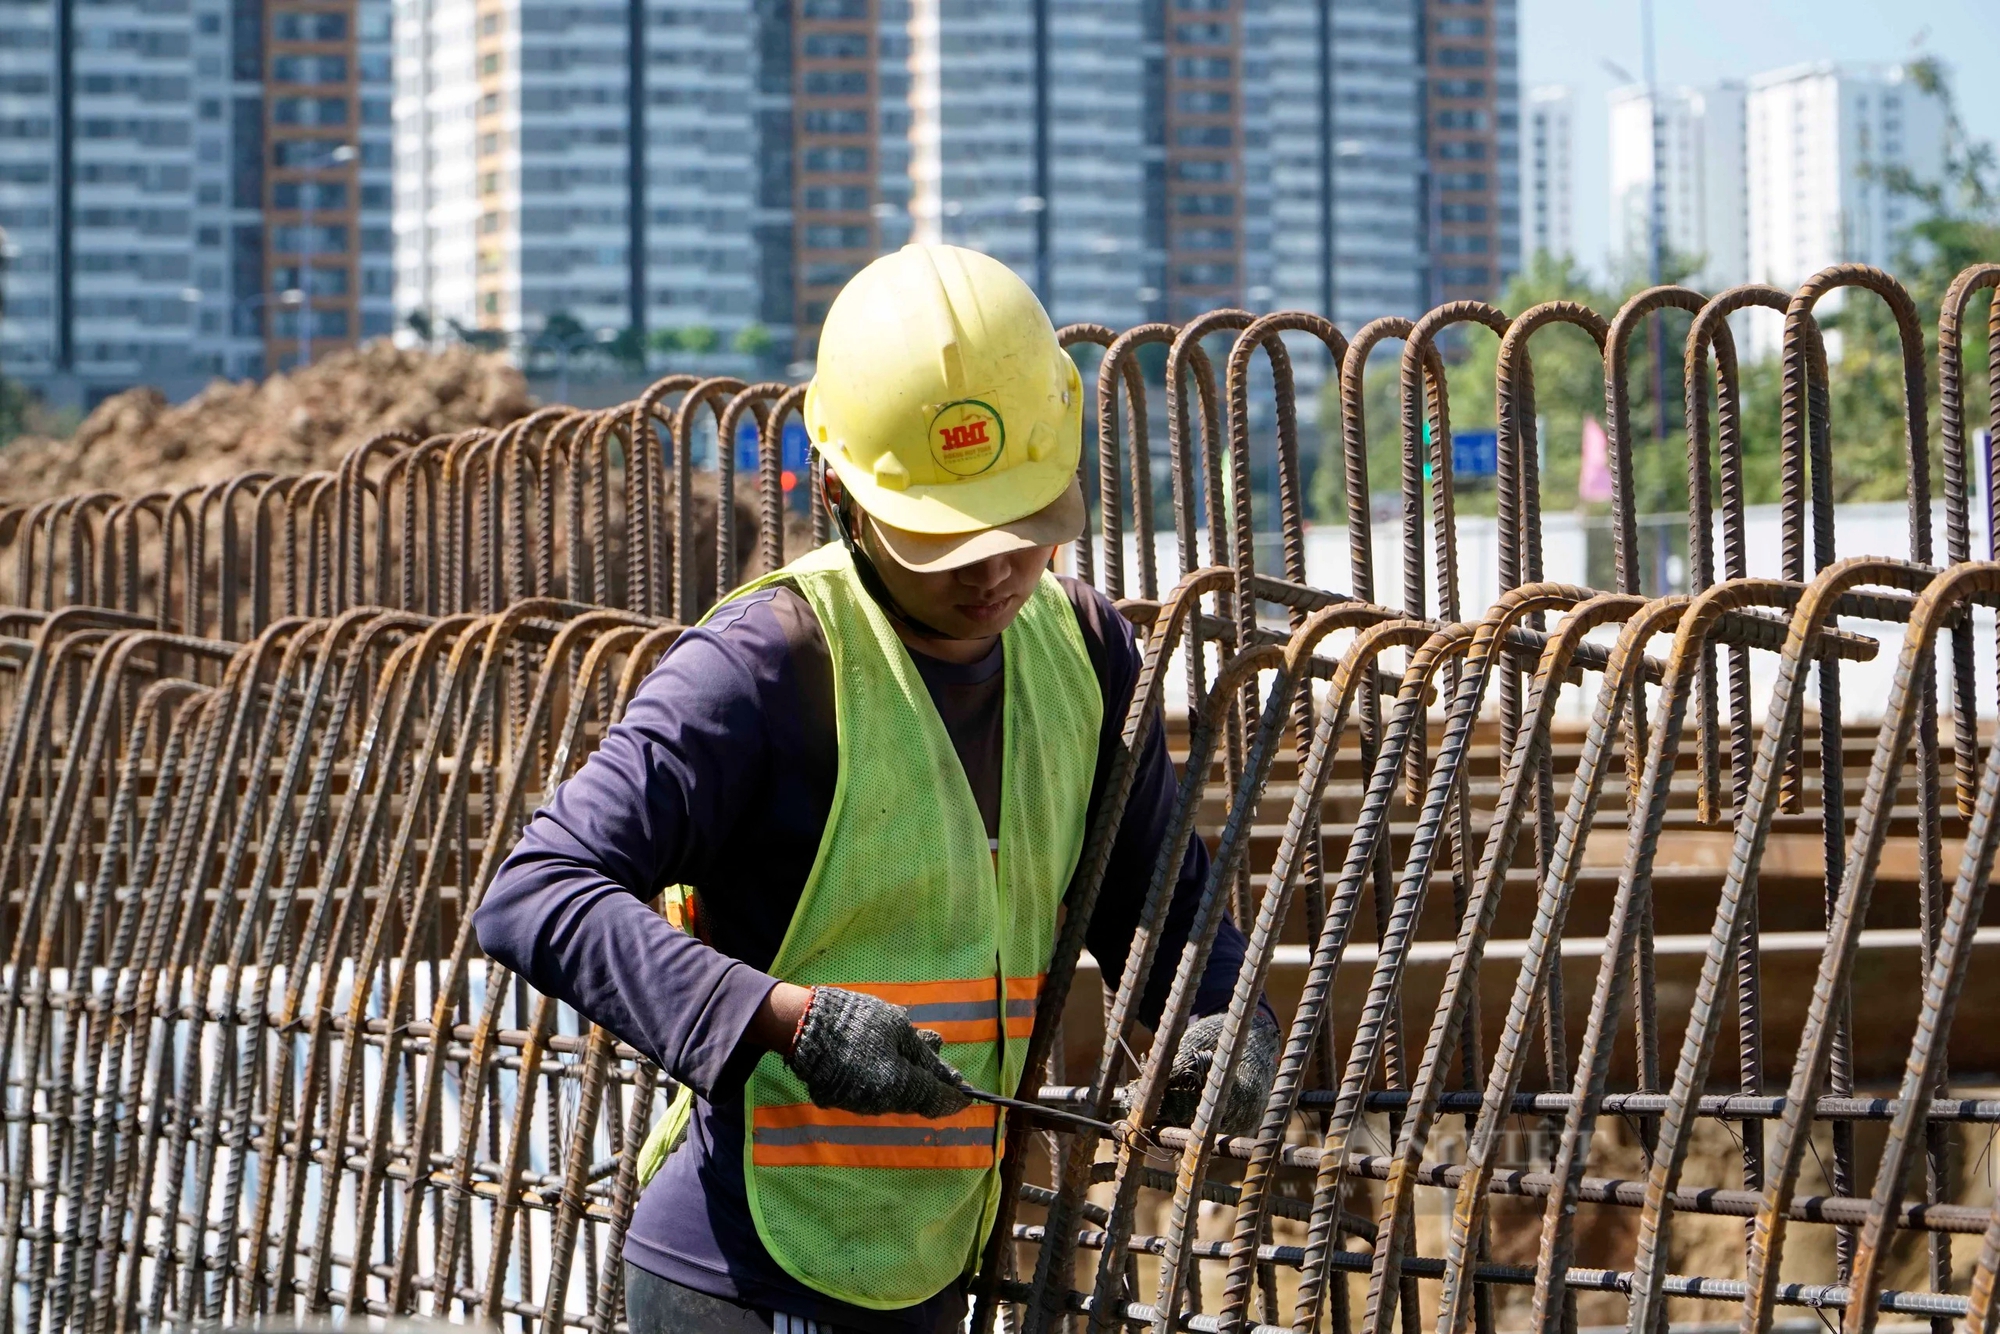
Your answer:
(804, 244), (1085, 571)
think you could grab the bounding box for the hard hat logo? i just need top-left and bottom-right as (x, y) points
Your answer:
(808, 245), (1078, 537)
(927, 399), (1006, 477)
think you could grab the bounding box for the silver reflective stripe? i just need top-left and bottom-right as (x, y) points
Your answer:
(754, 1124), (994, 1149)
(1003, 998), (1037, 1018)
(904, 999), (1001, 1024)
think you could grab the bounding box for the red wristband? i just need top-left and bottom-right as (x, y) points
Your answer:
(788, 986), (817, 1057)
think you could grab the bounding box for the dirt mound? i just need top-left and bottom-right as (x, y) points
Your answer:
(0, 341), (534, 505)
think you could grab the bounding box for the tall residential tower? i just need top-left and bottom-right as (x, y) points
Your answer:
(393, 0), (1479, 366)
(1521, 83), (1572, 267)
(1607, 81), (1746, 291)
(0, 0), (392, 404)
(1744, 62), (1946, 292)
(1421, 0), (1517, 305)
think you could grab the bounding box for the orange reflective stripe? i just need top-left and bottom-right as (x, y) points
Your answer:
(844, 978), (1004, 1044)
(1003, 974), (1044, 1038)
(751, 1103), (999, 1169)
(847, 978), (997, 1007)
(819, 976), (1045, 1044)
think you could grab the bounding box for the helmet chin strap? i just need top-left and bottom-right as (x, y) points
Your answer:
(822, 474), (961, 642)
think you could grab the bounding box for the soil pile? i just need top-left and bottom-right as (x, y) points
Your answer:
(0, 341), (533, 504)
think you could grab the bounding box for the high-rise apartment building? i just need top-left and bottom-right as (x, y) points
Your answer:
(1521, 83), (1571, 266)
(0, 0), (391, 405)
(1745, 62), (1945, 293)
(1252, 0), (1427, 330)
(902, 0), (1144, 331)
(396, 0), (1456, 368)
(393, 0), (765, 354)
(1420, 0), (1517, 306)
(1607, 80), (1746, 291)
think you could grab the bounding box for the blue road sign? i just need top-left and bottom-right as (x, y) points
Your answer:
(1452, 429), (1497, 479)
(736, 420), (812, 474)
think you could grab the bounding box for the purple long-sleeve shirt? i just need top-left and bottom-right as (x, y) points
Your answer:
(475, 571), (1249, 1332)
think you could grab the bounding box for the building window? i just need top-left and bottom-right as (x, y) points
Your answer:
(1174, 158), (1230, 181)
(273, 263), (349, 294)
(803, 109), (867, 134)
(1435, 109), (1487, 130)
(1173, 56), (1231, 79)
(1173, 21), (1229, 42)
(272, 223), (348, 253)
(273, 11), (346, 39)
(1440, 203), (1488, 222)
(803, 69), (867, 96)
(1440, 233), (1489, 253)
(1436, 140), (1486, 160)
(1176, 227), (1234, 250)
(1176, 261), (1235, 286)
(272, 54), (345, 82)
(800, 0), (864, 14)
(272, 96), (348, 125)
(1440, 265), (1490, 286)
(1437, 171), (1487, 191)
(1435, 48), (1486, 68)
(1174, 192), (1233, 216)
(803, 224), (869, 248)
(802, 32), (866, 57)
(1176, 125), (1232, 147)
(803, 185), (868, 210)
(273, 181), (347, 208)
(804, 261), (858, 287)
(1433, 78), (1486, 98)
(803, 146), (868, 172)
(1435, 17), (1485, 35)
(1176, 90), (1231, 113)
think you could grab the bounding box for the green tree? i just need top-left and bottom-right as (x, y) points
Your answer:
(607, 324), (646, 373)
(0, 375), (29, 447)
(733, 322), (774, 358)
(1314, 250), (1702, 521)
(446, 317), (508, 353)
(1818, 56), (2000, 505)
(1313, 59), (2000, 527)
(538, 310), (588, 348)
(648, 327), (683, 355)
(678, 324), (719, 355)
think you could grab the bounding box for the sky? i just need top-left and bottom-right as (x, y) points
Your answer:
(1519, 0), (2000, 281)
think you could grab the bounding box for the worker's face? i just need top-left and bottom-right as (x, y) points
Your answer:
(863, 519), (1053, 641)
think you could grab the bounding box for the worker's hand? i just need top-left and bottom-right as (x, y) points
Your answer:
(1150, 1009), (1281, 1137)
(784, 986), (972, 1119)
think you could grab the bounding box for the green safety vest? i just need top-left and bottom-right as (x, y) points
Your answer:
(636, 542), (1100, 1309)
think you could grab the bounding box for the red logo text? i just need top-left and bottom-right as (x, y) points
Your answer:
(938, 420), (990, 451)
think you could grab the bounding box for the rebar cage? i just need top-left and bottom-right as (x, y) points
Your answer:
(5, 263), (2000, 1334)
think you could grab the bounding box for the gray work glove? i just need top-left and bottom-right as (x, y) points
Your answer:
(1152, 1009), (1282, 1137)
(784, 986), (972, 1119)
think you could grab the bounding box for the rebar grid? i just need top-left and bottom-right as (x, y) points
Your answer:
(3, 263), (2000, 1334)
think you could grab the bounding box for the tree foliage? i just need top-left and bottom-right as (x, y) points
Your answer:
(1313, 57), (2000, 526)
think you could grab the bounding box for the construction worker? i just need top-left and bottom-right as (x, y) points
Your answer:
(476, 244), (1279, 1334)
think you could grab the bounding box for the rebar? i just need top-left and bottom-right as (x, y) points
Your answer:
(4, 264), (2000, 1334)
